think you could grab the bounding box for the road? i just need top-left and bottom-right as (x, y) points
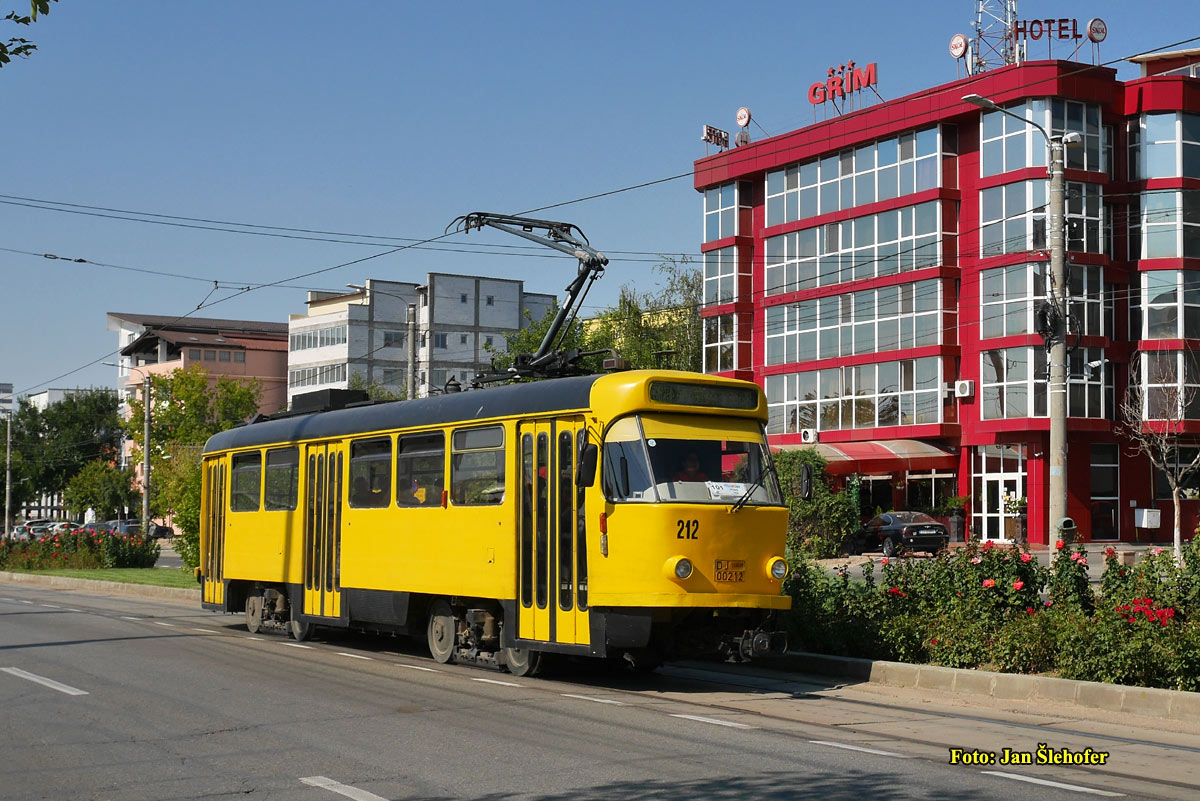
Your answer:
(1, 583), (1198, 801)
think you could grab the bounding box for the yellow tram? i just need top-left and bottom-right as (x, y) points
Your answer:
(199, 370), (790, 675)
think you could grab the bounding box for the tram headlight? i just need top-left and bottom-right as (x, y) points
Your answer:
(664, 556), (693, 581)
(767, 557), (788, 581)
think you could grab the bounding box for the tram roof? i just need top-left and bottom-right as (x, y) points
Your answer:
(202, 374), (603, 454)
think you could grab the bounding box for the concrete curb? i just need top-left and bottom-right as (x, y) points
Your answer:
(771, 651), (1200, 723)
(0, 571), (198, 602)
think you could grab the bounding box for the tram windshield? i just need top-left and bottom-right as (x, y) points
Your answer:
(601, 414), (783, 506)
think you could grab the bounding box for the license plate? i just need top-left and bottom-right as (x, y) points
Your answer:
(919, 529), (938, 535)
(714, 559), (745, 582)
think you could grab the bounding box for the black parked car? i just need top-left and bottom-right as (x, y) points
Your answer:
(850, 511), (949, 557)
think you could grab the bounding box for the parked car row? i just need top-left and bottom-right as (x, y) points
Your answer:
(5, 519), (174, 541)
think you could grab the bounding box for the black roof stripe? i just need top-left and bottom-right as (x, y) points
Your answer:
(203, 374), (603, 454)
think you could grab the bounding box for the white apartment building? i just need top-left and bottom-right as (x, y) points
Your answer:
(287, 274), (555, 406)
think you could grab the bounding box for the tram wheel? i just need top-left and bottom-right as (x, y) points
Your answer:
(288, 604), (313, 641)
(503, 646), (542, 678)
(426, 600), (456, 664)
(244, 594), (264, 634)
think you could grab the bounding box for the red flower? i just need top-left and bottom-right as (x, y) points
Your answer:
(1020, 552), (1032, 563)
(881, 557), (889, 565)
(887, 587), (906, 597)
(982, 540), (995, 552)
(982, 578), (996, 588)
(1055, 540), (1065, 550)
(1026, 607), (1035, 615)
(1012, 580), (1024, 591)
(1044, 600), (1053, 607)
(1105, 547), (1116, 558)
(930, 638), (939, 645)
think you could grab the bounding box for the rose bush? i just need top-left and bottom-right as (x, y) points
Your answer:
(0, 528), (159, 570)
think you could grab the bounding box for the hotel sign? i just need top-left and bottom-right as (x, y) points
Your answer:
(809, 61), (878, 105)
(1012, 17), (1108, 43)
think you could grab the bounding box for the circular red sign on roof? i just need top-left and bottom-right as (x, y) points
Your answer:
(1087, 18), (1107, 43)
(949, 33), (967, 59)
(735, 107), (751, 128)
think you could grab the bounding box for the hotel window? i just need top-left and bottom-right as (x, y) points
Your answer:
(981, 99), (1049, 176)
(764, 201), (942, 295)
(1131, 112), (1200, 180)
(703, 247), (737, 306)
(980, 180), (1046, 256)
(1142, 270), (1200, 339)
(1052, 100), (1103, 172)
(1142, 350), (1200, 420)
(703, 314), (737, 372)
(1136, 190), (1200, 260)
(1066, 265), (1111, 338)
(981, 346), (1110, 420)
(980, 263), (1045, 338)
(765, 126), (942, 226)
(703, 182), (738, 242)
(764, 279), (943, 366)
(1066, 183), (1104, 254)
(765, 356), (940, 434)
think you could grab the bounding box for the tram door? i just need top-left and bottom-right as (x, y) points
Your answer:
(303, 442), (344, 619)
(201, 458), (227, 606)
(517, 418), (590, 646)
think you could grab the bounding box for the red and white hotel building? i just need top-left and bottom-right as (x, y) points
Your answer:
(695, 48), (1200, 545)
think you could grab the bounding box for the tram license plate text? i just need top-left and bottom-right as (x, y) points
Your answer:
(714, 560), (745, 582)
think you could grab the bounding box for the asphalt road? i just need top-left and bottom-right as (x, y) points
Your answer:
(2, 584), (1198, 801)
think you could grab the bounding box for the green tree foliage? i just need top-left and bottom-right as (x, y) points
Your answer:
(347, 371), (406, 402)
(484, 303), (591, 374)
(585, 257), (702, 372)
(62, 460), (138, 521)
(3, 389), (123, 524)
(2, 1), (56, 69)
(772, 448), (860, 558)
(125, 366), (261, 568)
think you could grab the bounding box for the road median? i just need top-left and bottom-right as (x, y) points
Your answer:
(0, 570), (197, 602)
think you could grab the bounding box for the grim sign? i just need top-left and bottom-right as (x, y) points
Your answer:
(809, 61), (878, 105)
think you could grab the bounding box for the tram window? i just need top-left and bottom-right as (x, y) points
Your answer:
(263, 447), (299, 511)
(451, 425), (505, 505)
(396, 432), (445, 506)
(230, 451), (262, 512)
(349, 437), (392, 508)
(601, 416), (656, 503)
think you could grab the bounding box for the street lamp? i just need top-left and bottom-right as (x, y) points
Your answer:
(963, 93), (1082, 559)
(104, 362), (152, 539)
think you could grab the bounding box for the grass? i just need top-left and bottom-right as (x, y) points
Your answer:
(4, 567), (198, 589)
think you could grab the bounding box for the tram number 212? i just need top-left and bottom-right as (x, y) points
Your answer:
(677, 519), (700, 539)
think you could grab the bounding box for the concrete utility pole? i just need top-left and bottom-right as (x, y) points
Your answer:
(4, 398), (12, 538)
(963, 94), (1079, 557)
(406, 303), (417, 400)
(142, 373), (151, 539)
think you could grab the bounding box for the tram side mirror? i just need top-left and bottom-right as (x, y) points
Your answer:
(799, 463), (813, 502)
(576, 443), (598, 487)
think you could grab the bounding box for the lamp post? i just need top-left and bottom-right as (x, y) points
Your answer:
(964, 93), (1081, 560)
(105, 363), (152, 538)
(4, 388), (12, 538)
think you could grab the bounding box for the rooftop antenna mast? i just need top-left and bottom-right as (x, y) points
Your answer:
(967, 0), (1020, 75)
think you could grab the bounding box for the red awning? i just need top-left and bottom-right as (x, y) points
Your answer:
(777, 440), (958, 475)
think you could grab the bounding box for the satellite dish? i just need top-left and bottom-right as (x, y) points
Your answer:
(735, 130), (751, 147)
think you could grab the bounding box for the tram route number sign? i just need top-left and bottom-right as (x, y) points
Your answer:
(714, 560), (746, 583)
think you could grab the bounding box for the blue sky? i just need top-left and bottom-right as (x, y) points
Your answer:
(2, 1), (1196, 396)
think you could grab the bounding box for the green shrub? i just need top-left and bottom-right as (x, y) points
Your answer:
(0, 528), (158, 570)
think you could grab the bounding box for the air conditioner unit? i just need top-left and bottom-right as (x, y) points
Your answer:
(800, 428), (818, 444)
(954, 379), (975, 399)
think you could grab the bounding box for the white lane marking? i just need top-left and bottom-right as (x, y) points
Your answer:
(40, 604), (61, 609)
(561, 693), (626, 706)
(397, 664), (437, 672)
(154, 622), (176, 628)
(64, 608), (81, 612)
(191, 628), (219, 634)
(472, 677), (521, 687)
(809, 740), (910, 758)
(120, 616), (142, 621)
(1, 667), (88, 696)
(0, 597), (13, 601)
(284, 643), (313, 649)
(17, 600), (33, 604)
(982, 771), (1124, 797)
(243, 636), (265, 641)
(299, 776), (389, 801)
(336, 652), (372, 660)
(671, 714), (754, 729)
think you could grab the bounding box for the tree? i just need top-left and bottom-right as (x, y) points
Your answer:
(483, 303), (593, 375)
(125, 365), (262, 568)
(1119, 352), (1200, 564)
(347, 371), (406, 402)
(2, 1), (56, 69)
(62, 460), (138, 521)
(771, 448), (861, 558)
(587, 257), (703, 372)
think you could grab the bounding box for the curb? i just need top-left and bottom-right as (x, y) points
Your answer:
(770, 651), (1200, 724)
(0, 571), (198, 602)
